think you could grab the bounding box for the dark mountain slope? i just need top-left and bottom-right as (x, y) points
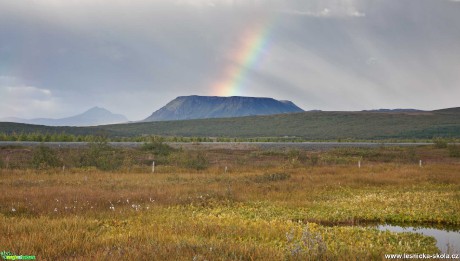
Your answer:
(144, 96), (304, 121)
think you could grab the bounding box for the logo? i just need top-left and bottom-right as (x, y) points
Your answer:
(1, 251), (36, 260)
(0, 252), (12, 260)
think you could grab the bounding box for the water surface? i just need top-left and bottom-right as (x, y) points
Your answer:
(378, 225), (460, 254)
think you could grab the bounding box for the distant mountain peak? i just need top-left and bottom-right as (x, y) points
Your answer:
(144, 95), (304, 122)
(0, 107), (128, 126)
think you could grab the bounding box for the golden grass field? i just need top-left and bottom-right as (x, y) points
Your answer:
(0, 144), (459, 260)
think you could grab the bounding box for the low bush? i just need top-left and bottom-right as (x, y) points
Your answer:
(185, 153), (209, 170)
(80, 139), (123, 171)
(31, 145), (61, 169)
(448, 145), (460, 157)
(309, 154), (319, 166)
(141, 141), (175, 156)
(253, 172), (291, 183)
(433, 137), (449, 148)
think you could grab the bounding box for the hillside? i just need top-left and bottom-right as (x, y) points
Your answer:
(144, 96), (304, 121)
(108, 109), (460, 139)
(1, 108), (459, 140)
(0, 122), (110, 136)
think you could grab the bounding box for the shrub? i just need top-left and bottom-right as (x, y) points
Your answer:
(80, 137), (123, 171)
(32, 145), (61, 169)
(286, 226), (327, 259)
(185, 153), (209, 170)
(254, 173), (291, 183)
(407, 147), (417, 160)
(433, 137), (449, 148)
(292, 150), (308, 163)
(121, 151), (137, 171)
(448, 145), (460, 158)
(309, 154), (319, 166)
(141, 141), (175, 156)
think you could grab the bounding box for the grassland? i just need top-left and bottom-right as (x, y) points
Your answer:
(0, 145), (459, 260)
(2, 108), (460, 140)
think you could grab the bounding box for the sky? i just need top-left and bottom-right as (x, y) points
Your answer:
(1, 0), (460, 121)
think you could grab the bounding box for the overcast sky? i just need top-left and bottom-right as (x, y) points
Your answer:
(1, 0), (459, 120)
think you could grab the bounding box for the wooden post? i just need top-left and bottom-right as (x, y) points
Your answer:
(225, 166), (228, 173)
(358, 161), (361, 168)
(152, 161), (155, 173)
(419, 160), (422, 168)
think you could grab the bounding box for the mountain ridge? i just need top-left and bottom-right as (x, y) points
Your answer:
(144, 95), (304, 121)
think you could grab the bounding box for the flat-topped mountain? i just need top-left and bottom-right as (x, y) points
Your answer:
(144, 95), (304, 121)
(0, 107), (128, 126)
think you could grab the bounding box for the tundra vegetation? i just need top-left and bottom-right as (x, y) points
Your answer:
(0, 142), (459, 260)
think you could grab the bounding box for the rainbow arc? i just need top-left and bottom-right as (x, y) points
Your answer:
(212, 19), (274, 96)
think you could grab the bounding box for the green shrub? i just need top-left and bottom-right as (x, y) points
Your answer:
(254, 173), (291, 183)
(80, 138), (123, 171)
(433, 137), (449, 148)
(401, 147), (417, 163)
(291, 150), (308, 163)
(309, 154), (319, 166)
(32, 145), (61, 169)
(448, 145), (460, 157)
(141, 141), (175, 156)
(185, 153), (209, 170)
(121, 151), (137, 171)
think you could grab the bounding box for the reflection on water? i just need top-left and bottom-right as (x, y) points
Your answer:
(377, 225), (460, 254)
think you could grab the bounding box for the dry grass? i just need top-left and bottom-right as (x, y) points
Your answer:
(0, 146), (459, 260)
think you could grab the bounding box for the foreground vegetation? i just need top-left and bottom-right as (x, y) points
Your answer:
(0, 144), (459, 259)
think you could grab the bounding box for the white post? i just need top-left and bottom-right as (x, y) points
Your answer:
(419, 160), (422, 168)
(358, 161), (361, 168)
(152, 161), (155, 173)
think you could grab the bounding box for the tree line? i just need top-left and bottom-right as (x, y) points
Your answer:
(0, 132), (308, 143)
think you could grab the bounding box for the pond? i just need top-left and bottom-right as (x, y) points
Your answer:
(377, 225), (460, 254)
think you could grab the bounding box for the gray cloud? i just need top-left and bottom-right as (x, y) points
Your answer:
(0, 0), (459, 119)
(0, 81), (62, 118)
(279, 0), (366, 18)
(279, 9), (365, 17)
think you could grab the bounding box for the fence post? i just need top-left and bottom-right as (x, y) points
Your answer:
(419, 160), (422, 168)
(358, 161), (361, 169)
(152, 161), (155, 173)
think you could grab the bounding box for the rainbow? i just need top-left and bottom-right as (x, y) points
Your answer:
(212, 20), (274, 96)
